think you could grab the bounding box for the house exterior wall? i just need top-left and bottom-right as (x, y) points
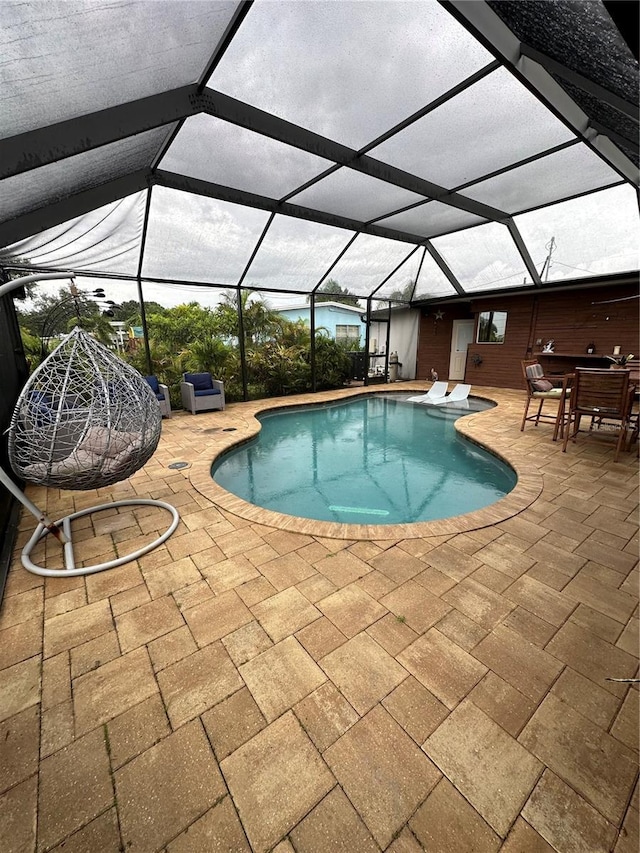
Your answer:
(416, 303), (473, 383)
(416, 281), (639, 389)
(276, 303), (364, 344)
(370, 308), (420, 380)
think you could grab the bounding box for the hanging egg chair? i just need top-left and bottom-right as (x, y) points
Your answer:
(0, 280), (179, 577)
(11, 327), (162, 489)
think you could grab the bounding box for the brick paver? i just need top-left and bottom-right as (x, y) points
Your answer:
(325, 705), (441, 847)
(0, 384), (637, 852)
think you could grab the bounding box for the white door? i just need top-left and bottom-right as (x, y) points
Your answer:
(448, 320), (474, 380)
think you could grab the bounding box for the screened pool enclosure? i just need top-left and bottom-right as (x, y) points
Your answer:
(0, 0), (638, 393)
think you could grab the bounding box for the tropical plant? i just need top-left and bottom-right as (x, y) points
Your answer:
(277, 318), (312, 348)
(312, 334), (352, 389)
(248, 341), (310, 397)
(18, 327), (45, 372)
(186, 337), (239, 388)
(111, 299), (166, 325)
(215, 290), (284, 346)
(147, 302), (218, 351)
(121, 337), (189, 409)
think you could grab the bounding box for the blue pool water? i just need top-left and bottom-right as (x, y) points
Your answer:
(211, 395), (516, 525)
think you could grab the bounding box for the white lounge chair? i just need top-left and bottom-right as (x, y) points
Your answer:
(408, 381), (449, 403)
(430, 383), (471, 406)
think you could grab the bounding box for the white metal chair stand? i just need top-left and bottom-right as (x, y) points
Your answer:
(17, 499), (179, 578)
(0, 272), (179, 577)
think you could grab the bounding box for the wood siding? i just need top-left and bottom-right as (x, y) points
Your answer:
(416, 303), (473, 382)
(415, 283), (639, 390)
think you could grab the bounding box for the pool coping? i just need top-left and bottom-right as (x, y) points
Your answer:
(188, 386), (543, 540)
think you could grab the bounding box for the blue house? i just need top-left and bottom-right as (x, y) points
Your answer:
(275, 301), (364, 347)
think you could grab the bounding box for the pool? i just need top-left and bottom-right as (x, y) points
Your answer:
(211, 395), (516, 525)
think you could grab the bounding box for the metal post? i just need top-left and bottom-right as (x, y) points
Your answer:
(385, 300), (392, 381)
(235, 213), (276, 402)
(310, 291), (316, 393)
(0, 466), (68, 543)
(364, 298), (372, 386)
(136, 277), (153, 376)
(236, 287), (248, 401)
(137, 186), (154, 376)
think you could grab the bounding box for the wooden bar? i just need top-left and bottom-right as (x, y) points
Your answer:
(535, 352), (618, 374)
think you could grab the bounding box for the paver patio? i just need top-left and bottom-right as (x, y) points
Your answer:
(0, 383), (637, 852)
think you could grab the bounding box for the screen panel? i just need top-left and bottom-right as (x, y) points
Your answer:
(241, 215), (354, 292)
(209, 0), (493, 149)
(373, 248), (425, 301)
(2, 1), (241, 138)
(70, 276), (146, 310)
(514, 184), (640, 281)
(0, 127), (171, 222)
(138, 278), (230, 310)
(317, 233), (420, 297)
(289, 168), (427, 223)
(412, 251), (460, 300)
(432, 222), (532, 293)
(160, 114), (332, 200)
(142, 186), (271, 283)
(0, 192), (147, 276)
(463, 145), (623, 213)
(369, 67), (575, 189)
(377, 200), (487, 239)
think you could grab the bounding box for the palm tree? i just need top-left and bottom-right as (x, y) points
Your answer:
(187, 337), (239, 386)
(217, 290), (284, 346)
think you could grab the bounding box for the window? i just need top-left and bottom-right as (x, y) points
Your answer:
(477, 311), (507, 343)
(335, 324), (361, 345)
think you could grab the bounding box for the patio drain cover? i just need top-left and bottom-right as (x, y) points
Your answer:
(168, 461), (189, 469)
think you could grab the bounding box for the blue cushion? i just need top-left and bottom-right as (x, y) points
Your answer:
(156, 392), (165, 401)
(29, 390), (51, 405)
(184, 372), (213, 391)
(145, 375), (160, 393)
(194, 388), (221, 397)
(28, 391), (53, 426)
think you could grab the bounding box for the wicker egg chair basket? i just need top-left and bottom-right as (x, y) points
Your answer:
(1, 324), (179, 577)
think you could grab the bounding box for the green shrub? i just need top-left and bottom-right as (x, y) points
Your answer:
(312, 335), (351, 389)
